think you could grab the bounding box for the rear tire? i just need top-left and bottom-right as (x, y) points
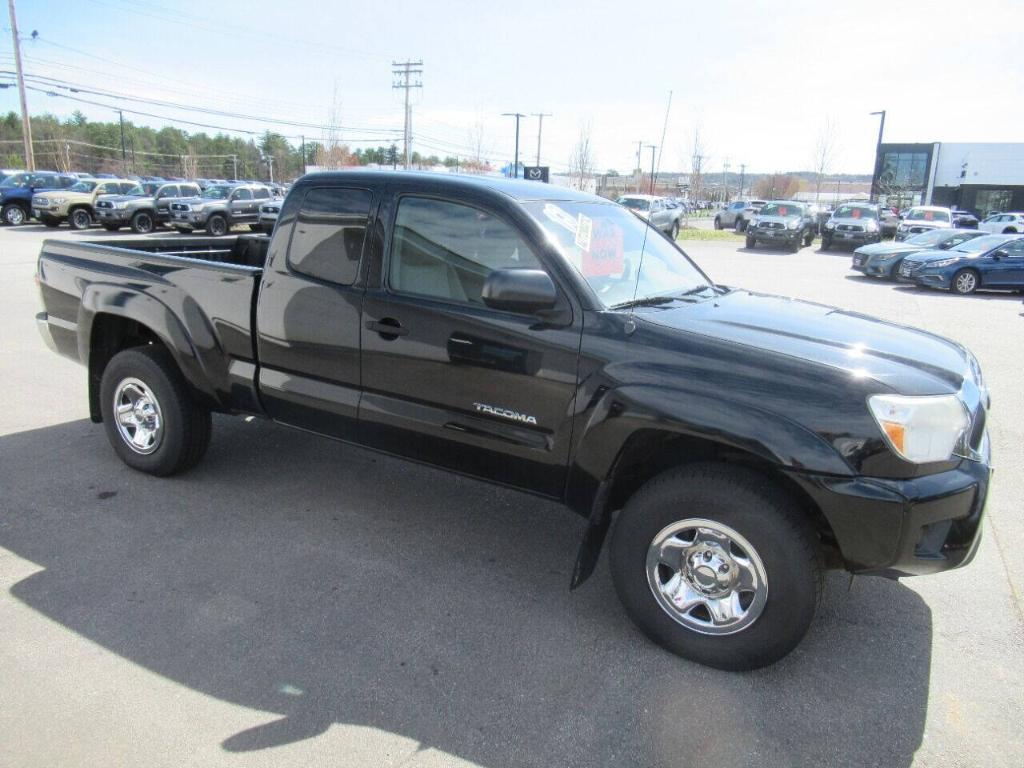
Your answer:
(803, 230), (814, 247)
(99, 346), (212, 476)
(735, 219), (745, 233)
(609, 464), (821, 671)
(2, 203), (27, 226)
(670, 220), (680, 240)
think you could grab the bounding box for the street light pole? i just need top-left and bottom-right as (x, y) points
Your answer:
(531, 112), (551, 167)
(501, 112), (525, 178)
(870, 110), (886, 202)
(646, 144), (657, 195)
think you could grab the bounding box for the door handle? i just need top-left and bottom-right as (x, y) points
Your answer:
(366, 318), (409, 339)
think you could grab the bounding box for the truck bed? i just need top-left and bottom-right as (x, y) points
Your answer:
(36, 234), (270, 414)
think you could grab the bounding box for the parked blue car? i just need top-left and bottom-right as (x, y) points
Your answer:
(851, 228), (985, 279)
(897, 234), (1024, 294)
(0, 171), (79, 226)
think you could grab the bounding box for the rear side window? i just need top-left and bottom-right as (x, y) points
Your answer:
(389, 196), (541, 305)
(180, 185), (198, 197)
(253, 187), (270, 199)
(287, 187), (372, 286)
(233, 188), (252, 201)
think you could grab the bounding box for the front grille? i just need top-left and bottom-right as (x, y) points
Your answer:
(260, 205), (279, 214)
(899, 261), (919, 276)
(34, 197), (49, 206)
(907, 225), (932, 234)
(95, 200), (113, 209)
(170, 203), (190, 212)
(837, 224), (864, 232)
(759, 221), (784, 229)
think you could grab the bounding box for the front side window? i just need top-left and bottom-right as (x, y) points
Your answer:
(69, 181), (98, 193)
(1, 172), (30, 188)
(287, 187), (372, 286)
(525, 200), (711, 309)
(390, 197), (541, 305)
(201, 185), (231, 199)
(232, 188), (252, 201)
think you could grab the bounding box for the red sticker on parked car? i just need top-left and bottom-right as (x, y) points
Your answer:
(779, 206), (788, 216)
(924, 211), (934, 220)
(851, 208), (862, 219)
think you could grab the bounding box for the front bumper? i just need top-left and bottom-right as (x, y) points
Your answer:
(789, 434), (991, 577)
(170, 210), (206, 228)
(94, 208), (131, 222)
(826, 228), (880, 245)
(749, 227), (802, 243)
(851, 253), (901, 277)
(32, 203), (71, 219)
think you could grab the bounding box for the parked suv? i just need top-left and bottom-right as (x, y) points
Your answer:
(32, 178), (136, 230)
(715, 199), (766, 231)
(896, 206), (953, 241)
(744, 201), (816, 251)
(979, 212), (1024, 234)
(821, 203), (884, 250)
(95, 181), (202, 233)
(169, 183), (273, 235)
(617, 194), (682, 238)
(0, 172), (78, 226)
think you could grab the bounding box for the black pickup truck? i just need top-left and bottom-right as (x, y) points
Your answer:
(35, 171), (991, 671)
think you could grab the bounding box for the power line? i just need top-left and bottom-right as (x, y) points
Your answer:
(392, 60), (422, 170)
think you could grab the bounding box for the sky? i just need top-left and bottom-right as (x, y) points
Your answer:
(1, 0), (1022, 177)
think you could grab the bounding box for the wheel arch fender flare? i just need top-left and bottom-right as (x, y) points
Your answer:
(565, 384), (851, 588)
(78, 285), (226, 420)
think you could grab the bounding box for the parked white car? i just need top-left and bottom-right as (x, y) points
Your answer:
(895, 206), (953, 241)
(978, 212), (1024, 234)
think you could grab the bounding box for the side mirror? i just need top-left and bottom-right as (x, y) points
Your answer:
(993, 249), (1009, 259)
(482, 269), (557, 314)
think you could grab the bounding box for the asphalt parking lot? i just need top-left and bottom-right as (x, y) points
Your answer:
(1, 224), (1022, 768)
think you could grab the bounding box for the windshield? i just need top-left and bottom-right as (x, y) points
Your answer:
(123, 185), (150, 196)
(834, 204), (877, 220)
(525, 200), (712, 309)
(905, 229), (958, 247)
(907, 208), (951, 223)
(201, 185), (232, 199)
(69, 181), (98, 193)
(1, 173), (30, 188)
(951, 235), (1015, 254)
(758, 202), (802, 217)
(618, 197), (651, 212)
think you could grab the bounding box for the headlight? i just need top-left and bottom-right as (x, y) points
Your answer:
(868, 394), (970, 464)
(748, 217), (758, 227)
(825, 221), (835, 230)
(51, 197), (67, 205)
(928, 257), (960, 268)
(865, 220), (878, 232)
(115, 202), (129, 209)
(787, 219), (800, 230)
(898, 223), (909, 231)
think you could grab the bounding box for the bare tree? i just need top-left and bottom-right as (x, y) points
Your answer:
(464, 116), (491, 174)
(315, 81), (356, 169)
(568, 121), (595, 191)
(811, 116), (838, 203)
(181, 145), (199, 179)
(689, 124), (707, 202)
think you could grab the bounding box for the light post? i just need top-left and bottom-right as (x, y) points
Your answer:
(870, 110), (886, 201)
(501, 112), (525, 178)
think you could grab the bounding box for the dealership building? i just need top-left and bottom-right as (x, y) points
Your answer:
(871, 142), (1024, 215)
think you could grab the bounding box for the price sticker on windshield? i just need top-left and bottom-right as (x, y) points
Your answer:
(852, 208), (862, 219)
(924, 211), (934, 221)
(574, 213), (593, 252)
(779, 206), (788, 216)
(581, 219), (624, 277)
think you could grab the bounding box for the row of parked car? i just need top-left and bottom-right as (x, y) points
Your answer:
(0, 171), (286, 234)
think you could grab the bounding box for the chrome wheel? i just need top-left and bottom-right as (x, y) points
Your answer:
(70, 209), (92, 229)
(5, 206), (25, 225)
(113, 377), (164, 455)
(954, 270), (977, 294)
(646, 518), (768, 635)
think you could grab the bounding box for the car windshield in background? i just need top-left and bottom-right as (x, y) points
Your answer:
(834, 205), (878, 220)
(123, 185), (148, 196)
(201, 185), (231, 199)
(758, 203), (802, 217)
(618, 197), (651, 211)
(69, 181), (98, 193)
(143, 184), (160, 195)
(907, 208), (951, 222)
(905, 229), (955, 246)
(525, 200), (712, 309)
(951, 235), (1015, 253)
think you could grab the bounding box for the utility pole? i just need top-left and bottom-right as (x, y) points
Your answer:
(501, 112), (525, 178)
(7, 0), (34, 170)
(118, 110), (127, 174)
(869, 110), (886, 201)
(231, 154), (237, 180)
(739, 163), (746, 197)
(267, 155), (274, 183)
(392, 60), (423, 170)
(531, 112), (552, 166)
(722, 158), (730, 202)
(646, 144), (657, 195)
(635, 141), (643, 192)
(300, 135), (306, 175)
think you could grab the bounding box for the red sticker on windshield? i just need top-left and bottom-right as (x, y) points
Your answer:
(582, 221), (625, 277)
(924, 211), (934, 220)
(779, 206), (788, 216)
(852, 208), (862, 219)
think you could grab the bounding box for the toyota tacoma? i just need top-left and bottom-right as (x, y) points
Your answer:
(35, 172), (992, 671)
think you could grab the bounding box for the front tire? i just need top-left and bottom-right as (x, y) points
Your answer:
(745, 235), (755, 249)
(952, 268), (979, 295)
(99, 346), (212, 476)
(821, 235), (831, 250)
(130, 210), (155, 234)
(206, 214), (229, 236)
(713, 216), (722, 230)
(69, 207), (93, 230)
(609, 464), (821, 671)
(670, 220), (680, 240)
(734, 219), (745, 233)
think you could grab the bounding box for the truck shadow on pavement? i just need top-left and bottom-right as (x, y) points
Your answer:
(1, 416), (932, 768)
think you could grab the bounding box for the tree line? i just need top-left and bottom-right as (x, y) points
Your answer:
(0, 111), (468, 180)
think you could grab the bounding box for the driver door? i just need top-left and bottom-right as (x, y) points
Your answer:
(229, 187), (255, 221)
